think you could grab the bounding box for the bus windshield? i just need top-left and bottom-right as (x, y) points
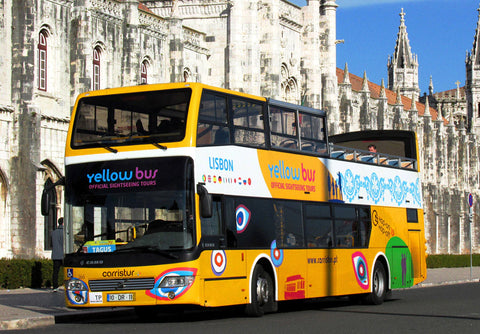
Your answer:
(71, 88), (191, 149)
(64, 157), (195, 254)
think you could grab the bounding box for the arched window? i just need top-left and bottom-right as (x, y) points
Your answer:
(38, 30), (48, 91)
(141, 60), (148, 84)
(183, 67), (191, 82)
(43, 178), (57, 250)
(41, 160), (63, 251)
(280, 63), (298, 104)
(93, 47), (101, 90)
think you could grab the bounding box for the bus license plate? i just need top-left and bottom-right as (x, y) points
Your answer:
(107, 293), (134, 302)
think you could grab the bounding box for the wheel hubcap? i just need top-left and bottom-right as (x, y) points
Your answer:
(256, 277), (269, 305)
(374, 271), (384, 296)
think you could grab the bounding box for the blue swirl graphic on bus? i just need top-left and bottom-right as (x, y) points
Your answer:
(236, 205), (251, 233)
(363, 172), (385, 204)
(352, 252), (369, 290)
(270, 240), (284, 267)
(66, 278), (88, 305)
(337, 168), (421, 206)
(146, 268), (197, 301)
(390, 175), (407, 205)
(342, 169), (361, 202)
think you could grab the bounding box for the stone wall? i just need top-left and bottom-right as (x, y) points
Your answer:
(0, 0), (478, 257)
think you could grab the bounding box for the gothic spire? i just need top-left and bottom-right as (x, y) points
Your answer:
(361, 71), (369, 92)
(391, 8), (417, 69)
(387, 8), (419, 97)
(343, 63), (350, 84)
(429, 75), (434, 95)
(424, 95), (431, 117)
(469, 4), (480, 65)
(380, 79), (387, 99)
(410, 91), (417, 111)
(395, 86), (402, 105)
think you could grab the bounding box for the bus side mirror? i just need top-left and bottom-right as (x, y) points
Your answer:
(197, 184), (212, 218)
(41, 189), (50, 216)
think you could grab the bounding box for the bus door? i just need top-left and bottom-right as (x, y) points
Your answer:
(201, 196), (248, 306)
(407, 209), (426, 281)
(304, 202), (336, 298)
(272, 201), (307, 302)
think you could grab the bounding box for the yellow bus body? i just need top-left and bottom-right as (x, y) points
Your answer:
(62, 82), (426, 310)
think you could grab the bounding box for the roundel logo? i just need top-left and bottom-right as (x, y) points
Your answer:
(236, 205), (251, 233)
(352, 252), (369, 290)
(211, 250), (227, 276)
(270, 240), (284, 267)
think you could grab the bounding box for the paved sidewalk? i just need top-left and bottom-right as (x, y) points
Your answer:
(0, 267), (479, 330)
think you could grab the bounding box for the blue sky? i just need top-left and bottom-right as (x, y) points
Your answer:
(291, 0), (479, 94)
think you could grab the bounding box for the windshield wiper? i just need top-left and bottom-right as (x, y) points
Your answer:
(115, 245), (178, 259)
(102, 146), (118, 153)
(151, 143), (167, 150)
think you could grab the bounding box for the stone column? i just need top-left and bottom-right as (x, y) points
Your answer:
(10, 0), (39, 258)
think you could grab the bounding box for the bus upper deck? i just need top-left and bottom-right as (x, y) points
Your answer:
(67, 83), (418, 172)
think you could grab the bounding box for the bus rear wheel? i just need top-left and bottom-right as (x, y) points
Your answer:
(245, 265), (276, 317)
(362, 262), (387, 305)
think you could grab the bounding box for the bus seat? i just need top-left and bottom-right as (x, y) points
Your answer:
(359, 155), (374, 163)
(280, 139), (298, 149)
(387, 159), (399, 167)
(331, 151), (345, 159)
(301, 142), (315, 152)
(136, 119), (148, 135)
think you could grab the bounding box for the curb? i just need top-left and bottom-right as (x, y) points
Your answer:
(416, 278), (480, 288)
(0, 308), (134, 330)
(0, 315), (55, 331)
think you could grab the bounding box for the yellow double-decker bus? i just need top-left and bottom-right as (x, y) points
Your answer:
(49, 82), (426, 316)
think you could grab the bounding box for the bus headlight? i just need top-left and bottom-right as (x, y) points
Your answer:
(160, 275), (194, 288)
(66, 279), (88, 291)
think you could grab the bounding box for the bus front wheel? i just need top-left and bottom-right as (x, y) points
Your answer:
(245, 265), (276, 317)
(363, 262), (387, 305)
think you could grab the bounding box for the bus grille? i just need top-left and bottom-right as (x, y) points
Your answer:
(88, 278), (155, 292)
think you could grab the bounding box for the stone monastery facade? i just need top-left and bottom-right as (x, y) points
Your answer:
(0, 0), (479, 258)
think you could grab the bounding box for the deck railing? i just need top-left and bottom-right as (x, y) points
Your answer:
(329, 144), (417, 170)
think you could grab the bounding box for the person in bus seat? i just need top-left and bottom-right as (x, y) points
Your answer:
(136, 119), (147, 135)
(214, 127), (230, 145)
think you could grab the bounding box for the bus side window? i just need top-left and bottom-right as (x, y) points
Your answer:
(274, 201), (304, 248)
(200, 197), (222, 236)
(197, 92), (229, 146)
(332, 205), (356, 248)
(224, 197), (237, 248)
(356, 207), (371, 248)
(200, 196), (226, 248)
(299, 112), (327, 155)
(332, 205), (371, 248)
(231, 98), (266, 148)
(304, 203), (333, 248)
(269, 106), (298, 150)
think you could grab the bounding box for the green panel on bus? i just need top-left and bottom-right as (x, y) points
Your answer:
(386, 236), (414, 289)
